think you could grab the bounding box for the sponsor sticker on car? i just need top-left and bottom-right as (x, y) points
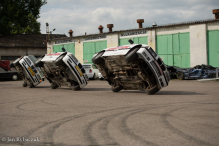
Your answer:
(28, 67), (35, 76)
(75, 66), (83, 76)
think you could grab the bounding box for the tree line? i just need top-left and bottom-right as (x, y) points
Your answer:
(0, 0), (47, 36)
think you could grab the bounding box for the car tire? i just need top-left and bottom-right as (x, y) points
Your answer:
(35, 58), (44, 67)
(92, 73), (96, 80)
(72, 85), (81, 91)
(210, 74), (216, 78)
(111, 85), (123, 92)
(9, 63), (15, 68)
(55, 54), (66, 66)
(11, 74), (18, 81)
(22, 82), (27, 87)
(29, 84), (34, 88)
(92, 51), (104, 64)
(51, 83), (59, 89)
(125, 47), (140, 63)
(177, 71), (184, 80)
(146, 85), (160, 95)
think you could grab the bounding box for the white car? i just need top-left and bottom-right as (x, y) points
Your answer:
(98, 72), (104, 80)
(35, 50), (89, 90)
(9, 55), (44, 88)
(92, 40), (170, 94)
(82, 64), (99, 80)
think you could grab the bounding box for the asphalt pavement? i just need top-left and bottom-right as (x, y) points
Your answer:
(0, 79), (219, 146)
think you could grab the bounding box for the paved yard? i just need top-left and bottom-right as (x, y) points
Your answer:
(0, 80), (219, 146)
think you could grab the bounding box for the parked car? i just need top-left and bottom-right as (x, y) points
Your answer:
(82, 64), (99, 80)
(9, 55), (44, 88)
(0, 60), (20, 81)
(35, 49), (89, 90)
(167, 64), (218, 80)
(98, 72), (104, 80)
(92, 40), (170, 95)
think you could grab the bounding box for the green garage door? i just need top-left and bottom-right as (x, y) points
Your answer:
(119, 36), (148, 46)
(156, 33), (190, 68)
(53, 43), (75, 55)
(207, 30), (219, 67)
(83, 41), (107, 64)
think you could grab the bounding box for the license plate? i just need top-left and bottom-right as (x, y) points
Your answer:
(75, 66), (83, 76)
(28, 67), (35, 76)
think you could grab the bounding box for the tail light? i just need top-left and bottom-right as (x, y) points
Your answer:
(89, 69), (92, 73)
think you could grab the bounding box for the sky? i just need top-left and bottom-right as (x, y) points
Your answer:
(38, 0), (219, 37)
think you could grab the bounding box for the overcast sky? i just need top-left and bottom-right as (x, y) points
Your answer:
(38, 0), (219, 36)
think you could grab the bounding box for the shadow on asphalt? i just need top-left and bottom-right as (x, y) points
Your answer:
(120, 90), (205, 95)
(154, 90), (205, 95)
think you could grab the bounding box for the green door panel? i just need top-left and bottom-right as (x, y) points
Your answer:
(173, 34), (180, 55)
(159, 54), (174, 66)
(173, 55), (181, 67)
(207, 30), (219, 67)
(53, 43), (75, 55)
(119, 38), (132, 46)
(83, 41), (107, 64)
(53, 45), (63, 53)
(119, 36), (148, 46)
(156, 33), (190, 68)
(179, 33), (190, 54)
(181, 54), (190, 68)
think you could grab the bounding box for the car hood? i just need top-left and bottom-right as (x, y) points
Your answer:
(102, 44), (142, 56)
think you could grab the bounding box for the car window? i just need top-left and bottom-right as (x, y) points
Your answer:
(28, 55), (37, 63)
(92, 64), (97, 69)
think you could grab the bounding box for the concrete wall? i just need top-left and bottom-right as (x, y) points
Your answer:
(107, 33), (119, 48)
(0, 47), (46, 60)
(147, 29), (156, 50)
(75, 40), (84, 63)
(190, 24), (208, 67)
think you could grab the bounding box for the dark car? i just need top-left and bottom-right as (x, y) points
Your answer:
(167, 64), (218, 80)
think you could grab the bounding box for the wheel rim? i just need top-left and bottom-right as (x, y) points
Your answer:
(12, 75), (18, 80)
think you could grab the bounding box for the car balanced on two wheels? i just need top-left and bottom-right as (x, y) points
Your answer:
(35, 48), (89, 90)
(92, 40), (171, 95)
(9, 55), (44, 88)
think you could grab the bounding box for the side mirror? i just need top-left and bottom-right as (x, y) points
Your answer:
(128, 39), (134, 44)
(62, 47), (66, 52)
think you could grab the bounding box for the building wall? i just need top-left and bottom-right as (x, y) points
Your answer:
(0, 48), (46, 60)
(190, 24), (208, 67)
(48, 21), (219, 67)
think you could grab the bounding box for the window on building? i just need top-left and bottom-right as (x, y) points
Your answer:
(1, 56), (20, 60)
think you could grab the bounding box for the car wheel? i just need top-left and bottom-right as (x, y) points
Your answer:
(51, 83), (59, 89)
(92, 73), (96, 80)
(72, 85), (81, 91)
(55, 54), (65, 66)
(111, 85), (123, 92)
(146, 85), (160, 95)
(92, 51), (104, 64)
(9, 63), (15, 68)
(35, 57), (44, 67)
(22, 82), (27, 87)
(177, 72), (184, 80)
(125, 47), (140, 63)
(11, 74), (18, 81)
(210, 74), (216, 78)
(29, 84), (34, 88)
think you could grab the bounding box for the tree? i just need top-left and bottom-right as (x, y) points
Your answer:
(0, 0), (47, 36)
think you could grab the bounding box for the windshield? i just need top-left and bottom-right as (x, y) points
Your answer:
(28, 55), (37, 63)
